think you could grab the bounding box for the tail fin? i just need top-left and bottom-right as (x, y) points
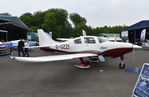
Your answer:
(37, 29), (57, 46)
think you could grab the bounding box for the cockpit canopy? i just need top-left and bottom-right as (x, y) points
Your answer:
(98, 37), (107, 43)
(74, 36), (107, 44)
(84, 37), (96, 44)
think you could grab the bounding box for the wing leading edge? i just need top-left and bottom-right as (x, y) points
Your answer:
(10, 53), (97, 62)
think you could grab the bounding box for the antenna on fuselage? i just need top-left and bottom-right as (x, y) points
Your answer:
(49, 32), (52, 37)
(82, 30), (86, 36)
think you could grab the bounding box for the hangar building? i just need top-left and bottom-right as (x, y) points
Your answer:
(121, 20), (149, 44)
(0, 16), (37, 41)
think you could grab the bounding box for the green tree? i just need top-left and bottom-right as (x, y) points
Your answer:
(32, 11), (45, 30)
(69, 13), (86, 27)
(19, 8), (127, 38)
(42, 9), (72, 38)
(92, 25), (127, 36)
(69, 13), (88, 37)
(0, 13), (11, 16)
(20, 9), (72, 38)
(20, 13), (33, 27)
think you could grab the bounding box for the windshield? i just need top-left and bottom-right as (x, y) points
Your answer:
(98, 37), (107, 43)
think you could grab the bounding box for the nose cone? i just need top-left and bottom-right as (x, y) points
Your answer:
(133, 45), (142, 49)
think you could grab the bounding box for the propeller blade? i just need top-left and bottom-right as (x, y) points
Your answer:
(133, 48), (135, 58)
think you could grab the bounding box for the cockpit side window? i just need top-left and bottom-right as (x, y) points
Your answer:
(84, 37), (96, 44)
(74, 38), (82, 44)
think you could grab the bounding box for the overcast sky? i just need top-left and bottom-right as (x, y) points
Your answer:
(0, 0), (149, 27)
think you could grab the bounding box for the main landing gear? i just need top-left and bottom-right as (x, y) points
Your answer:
(119, 55), (125, 69)
(74, 56), (126, 69)
(74, 58), (90, 69)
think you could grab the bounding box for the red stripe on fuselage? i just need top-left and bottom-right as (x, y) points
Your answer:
(40, 48), (56, 52)
(103, 48), (133, 58)
(40, 47), (98, 54)
(40, 47), (133, 58)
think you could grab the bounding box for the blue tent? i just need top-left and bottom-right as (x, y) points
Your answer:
(121, 20), (149, 44)
(122, 20), (149, 31)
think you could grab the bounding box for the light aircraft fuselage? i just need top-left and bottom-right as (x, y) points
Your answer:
(40, 36), (136, 58)
(11, 29), (141, 69)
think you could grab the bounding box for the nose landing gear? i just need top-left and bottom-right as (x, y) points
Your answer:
(119, 55), (126, 69)
(119, 62), (125, 69)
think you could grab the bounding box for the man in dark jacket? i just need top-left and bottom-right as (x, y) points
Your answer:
(17, 39), (25, 57)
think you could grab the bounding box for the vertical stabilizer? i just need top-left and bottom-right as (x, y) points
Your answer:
(37, 29), (57, 46)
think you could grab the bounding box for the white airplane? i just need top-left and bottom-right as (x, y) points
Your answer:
(0, 40), (38, 48)
(0, 40), (19, 48)
(11, 29), (141, 69)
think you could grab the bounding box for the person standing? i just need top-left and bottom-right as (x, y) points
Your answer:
(24, 40), (29, 57)
(17, 39), (25, 57)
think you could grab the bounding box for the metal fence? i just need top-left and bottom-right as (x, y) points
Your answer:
(0, 47), (10, 56)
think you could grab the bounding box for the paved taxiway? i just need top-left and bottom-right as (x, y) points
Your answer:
(0, 48), (149, 97)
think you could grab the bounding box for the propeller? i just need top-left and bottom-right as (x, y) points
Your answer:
(132, 48), (135, 58)
(132, 44), (142, 58)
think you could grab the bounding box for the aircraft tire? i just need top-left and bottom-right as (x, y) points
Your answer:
(119, 63), (125, 69)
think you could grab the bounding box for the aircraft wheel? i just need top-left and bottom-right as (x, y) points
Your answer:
(119, 63), (125, 69)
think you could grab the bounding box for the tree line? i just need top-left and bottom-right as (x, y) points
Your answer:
(0, 9), (127, 38)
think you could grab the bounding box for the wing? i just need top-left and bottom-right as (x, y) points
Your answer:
(10, 53), (97, 62)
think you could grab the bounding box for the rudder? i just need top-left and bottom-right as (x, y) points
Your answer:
(37, 29), (57, 46)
